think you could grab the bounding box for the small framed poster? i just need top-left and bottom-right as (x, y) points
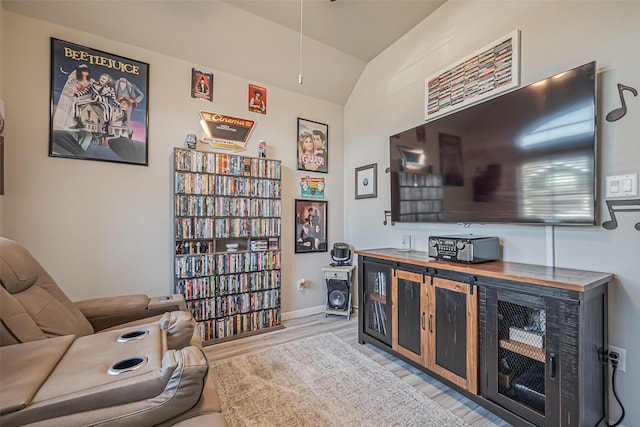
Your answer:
(300, 176), (325, 199)
(297, 118), (328, 173)
(192, 69), (213, 101)
(295, 199), (328, 253)
(248, 84), (266, 114)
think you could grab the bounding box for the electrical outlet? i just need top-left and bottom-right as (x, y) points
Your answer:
(609, 345), (626, 372)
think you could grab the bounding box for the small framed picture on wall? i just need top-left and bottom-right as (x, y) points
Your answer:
(192, 69), (213, 101)
(295, 199), (328, 253)
(248, 84), (267, 114)
(355, 163), (377, 199)
(297, 118), (328, 173)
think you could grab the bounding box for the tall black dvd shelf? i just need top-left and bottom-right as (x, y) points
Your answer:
(173, 147), (282, 344)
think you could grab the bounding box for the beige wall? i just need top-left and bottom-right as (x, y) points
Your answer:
(1, 12), (344, 317)
(345, 2), (640, 425)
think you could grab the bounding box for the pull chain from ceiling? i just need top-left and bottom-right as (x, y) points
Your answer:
(298, 0), (304, 85)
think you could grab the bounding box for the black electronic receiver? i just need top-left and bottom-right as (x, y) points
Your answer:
(428, 235), (501, 264)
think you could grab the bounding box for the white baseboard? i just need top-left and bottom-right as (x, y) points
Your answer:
(281, 305), (325, 321)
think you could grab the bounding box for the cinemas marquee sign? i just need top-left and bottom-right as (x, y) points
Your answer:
(198, 111), (255, 152)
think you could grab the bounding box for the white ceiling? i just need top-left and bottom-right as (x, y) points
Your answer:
(223, 0), (445, 62)
(2, 0), (445, 104)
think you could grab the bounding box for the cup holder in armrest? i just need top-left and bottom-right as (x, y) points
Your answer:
(108, 356), (148, 375)
(117, 330), (149, 342)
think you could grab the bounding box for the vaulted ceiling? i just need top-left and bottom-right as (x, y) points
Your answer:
(3, 0), (445, 105)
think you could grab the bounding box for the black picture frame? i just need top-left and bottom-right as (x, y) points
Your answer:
(297, 117), (328, 173)
(49, 38), (149, 166)
(295, 199), (328, 253)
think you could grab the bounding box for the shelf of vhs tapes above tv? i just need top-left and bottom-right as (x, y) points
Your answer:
(173, 147), (282, 344)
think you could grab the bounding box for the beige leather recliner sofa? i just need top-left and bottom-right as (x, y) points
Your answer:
(0, 237), (228, 426)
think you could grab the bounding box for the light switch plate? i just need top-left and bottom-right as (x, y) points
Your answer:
(606, 173), (639, 198)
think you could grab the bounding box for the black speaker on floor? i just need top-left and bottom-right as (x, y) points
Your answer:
(327, 279), (350, 311)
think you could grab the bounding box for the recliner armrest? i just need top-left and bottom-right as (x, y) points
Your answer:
(76, 294), (150, 318)
(76, 294), (186, 332)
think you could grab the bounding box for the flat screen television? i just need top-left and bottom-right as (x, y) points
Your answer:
(389, 61), (597, 225)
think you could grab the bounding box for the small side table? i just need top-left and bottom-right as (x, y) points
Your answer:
(322, 264), (356, 320)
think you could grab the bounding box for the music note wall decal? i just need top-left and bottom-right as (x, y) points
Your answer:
(602, 199), (640, 231)
(606, 83), (638, 122)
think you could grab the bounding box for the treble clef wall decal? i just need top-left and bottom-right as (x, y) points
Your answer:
(602, 199), (640, 231)
(606, 83), (638, 122)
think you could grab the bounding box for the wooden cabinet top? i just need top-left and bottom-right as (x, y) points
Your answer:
(355, 248), (612, 293)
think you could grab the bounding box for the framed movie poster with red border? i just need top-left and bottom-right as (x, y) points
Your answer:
(49, 38), (149, 166)
(248, 84), (267, 114)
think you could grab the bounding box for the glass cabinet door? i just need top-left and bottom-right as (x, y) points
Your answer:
(362, 259), (392, 346)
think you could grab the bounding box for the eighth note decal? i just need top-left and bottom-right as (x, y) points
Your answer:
(602, 199), (640, 231)
(606, 83), (638, 122)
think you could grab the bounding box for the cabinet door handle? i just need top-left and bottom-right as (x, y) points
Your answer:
(549, 352), (556, 380)
(421, 312), (426, 330)
(428, 313), (433, 333)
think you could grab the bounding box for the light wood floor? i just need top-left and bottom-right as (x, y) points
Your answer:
(203, 311), (511, 427)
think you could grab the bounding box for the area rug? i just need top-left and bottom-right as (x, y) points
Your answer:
(210, 333), (471, 427)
